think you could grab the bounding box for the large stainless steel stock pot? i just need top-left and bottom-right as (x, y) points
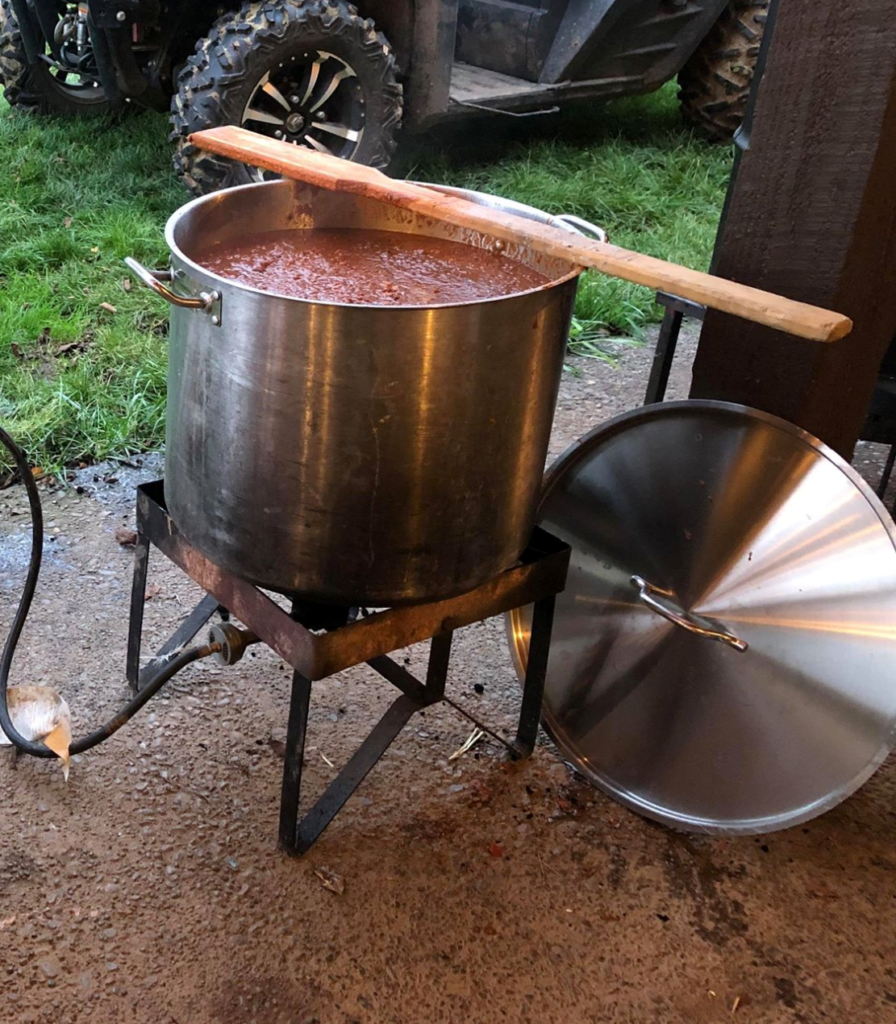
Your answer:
(128, 180), (599, 604)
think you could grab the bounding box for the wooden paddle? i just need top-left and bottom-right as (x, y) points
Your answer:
(189, 126), (851, 342)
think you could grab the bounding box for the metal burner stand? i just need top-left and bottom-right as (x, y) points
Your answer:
(126, 482), (570, 855)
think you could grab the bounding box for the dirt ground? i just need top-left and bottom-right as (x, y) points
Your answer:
(2, 328), (895, 1024)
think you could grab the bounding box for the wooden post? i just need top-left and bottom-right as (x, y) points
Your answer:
(689, 0), (896, 457)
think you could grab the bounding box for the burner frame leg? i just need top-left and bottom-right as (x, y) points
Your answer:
(279, 668), (313, 853)
(291, 693), (420, 855)
(424, 631), (452, 699)
(126, 533), (151, 693)
(512, 595), (556, 759)
(279, 631), (455, 856)
(126, 524), (225, 694)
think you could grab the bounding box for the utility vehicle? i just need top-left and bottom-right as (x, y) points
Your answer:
(0, 1), (767, 193)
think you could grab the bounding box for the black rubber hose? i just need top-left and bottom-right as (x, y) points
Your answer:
(0, 424), (219, 760)
(0, 422), (47, 758)
(70, 643), (216, 755)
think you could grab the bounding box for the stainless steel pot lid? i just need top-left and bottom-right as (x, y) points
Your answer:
(507, 400), (896, 834)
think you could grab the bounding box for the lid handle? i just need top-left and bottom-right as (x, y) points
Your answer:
(631, 575), (748, 653)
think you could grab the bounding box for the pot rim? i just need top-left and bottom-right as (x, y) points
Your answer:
(164, 179), (583, 312)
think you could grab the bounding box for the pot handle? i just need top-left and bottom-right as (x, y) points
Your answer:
(124, 257), (221, 317)
(554, 215), (608, 244)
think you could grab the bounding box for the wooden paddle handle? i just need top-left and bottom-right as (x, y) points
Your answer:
(189, 127), (852, 342)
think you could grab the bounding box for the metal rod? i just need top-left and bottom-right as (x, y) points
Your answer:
(126, 533), (150, 691)
(425, 632), (453, 700)
(370, 646), (518, 749)
(645, 306), (683, 404)
(371, 652), (515, 752)
(367, 655), (429, 702)
(279, 668), (314, 854)
(137, 594), (223, 690)
(513, 596), (556, 758)
(294, 695), (421, 854)
(440, 696), (516, 755)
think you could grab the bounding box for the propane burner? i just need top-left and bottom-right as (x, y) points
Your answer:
(127, 482), (569, 855)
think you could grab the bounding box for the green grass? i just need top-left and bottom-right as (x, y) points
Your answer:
(0, 96), (182, 473)
(0, 84), (731, 472)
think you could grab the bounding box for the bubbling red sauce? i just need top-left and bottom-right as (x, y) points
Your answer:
(192, 227), (549, 305)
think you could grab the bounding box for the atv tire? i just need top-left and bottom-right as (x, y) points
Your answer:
(678, 1), (768, 142)
(0, 0), (110, 116)
(171, 0), (402, 196)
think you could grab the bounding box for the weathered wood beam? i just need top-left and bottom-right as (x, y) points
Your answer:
(690, 0), (896, 457)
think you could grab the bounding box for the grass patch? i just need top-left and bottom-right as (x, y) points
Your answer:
(0, 84), (731, 471)
(0, 96), (182, 473)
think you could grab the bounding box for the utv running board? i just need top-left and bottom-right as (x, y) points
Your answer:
(445, 61), (644, 120)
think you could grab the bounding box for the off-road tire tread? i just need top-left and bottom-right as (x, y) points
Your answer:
(678, 1), (768, 141)
(0, 0), (37, 110)
(0, 0), (109, 115)
(170, 0), (402, 195)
